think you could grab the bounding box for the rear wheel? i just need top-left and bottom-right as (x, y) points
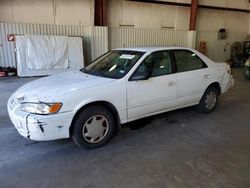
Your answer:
(198, 87), (218, 113)
(72, 105), (115, 148)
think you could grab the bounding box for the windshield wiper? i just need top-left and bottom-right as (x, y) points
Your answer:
(81, 68), (104, 77)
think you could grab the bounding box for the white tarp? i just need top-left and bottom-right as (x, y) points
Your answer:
(16, 35), (84, 77)
(26, 35), (69, 69)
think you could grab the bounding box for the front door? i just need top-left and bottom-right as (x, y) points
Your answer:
(127, 50), (177, 120)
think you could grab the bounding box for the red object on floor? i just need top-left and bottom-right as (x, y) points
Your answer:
(0, 71), (6, 77)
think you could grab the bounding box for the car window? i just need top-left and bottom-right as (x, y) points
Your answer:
(173, 50), (207, 72)
(133, 51), (173, 78)
(83, 50), (145, 79)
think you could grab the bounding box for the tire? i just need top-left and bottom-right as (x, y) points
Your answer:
(71, 105), (115, 149)
(198, 87), (218, 113)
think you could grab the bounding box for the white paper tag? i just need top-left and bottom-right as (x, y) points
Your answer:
(119, 70), (125, 74)
(119, 54), (135, 60)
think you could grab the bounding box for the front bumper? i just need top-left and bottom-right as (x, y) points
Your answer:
(7, 95), (74, 141)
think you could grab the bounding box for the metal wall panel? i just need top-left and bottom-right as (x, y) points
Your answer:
(91, 27), (109, 61)
(0, 22), (108, 67)
(196, 31), (247, 62)
(109, 27), (189, 49)
(1, 22), (248, 68)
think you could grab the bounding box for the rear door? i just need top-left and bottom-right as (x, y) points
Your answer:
(172, 50), (210, 106)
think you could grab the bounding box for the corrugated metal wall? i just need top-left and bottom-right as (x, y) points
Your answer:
(196, 31), (247, 62)
(1, 22), (249, 68)
(109, 27), (189, 49)
(0, 22), (108, 67)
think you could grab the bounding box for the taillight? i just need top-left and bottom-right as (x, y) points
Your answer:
(227, 65), (233, 75)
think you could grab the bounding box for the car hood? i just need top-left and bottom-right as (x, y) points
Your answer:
(14, 70), (115, 102)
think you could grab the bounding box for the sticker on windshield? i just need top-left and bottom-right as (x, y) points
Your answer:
(119, 54), (135, 59)
(119, 70), (125, 74)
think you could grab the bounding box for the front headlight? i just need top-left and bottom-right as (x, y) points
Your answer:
(20, 102), (63, 115)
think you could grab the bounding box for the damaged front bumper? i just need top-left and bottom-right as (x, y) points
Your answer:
(7, 95), (74, 141)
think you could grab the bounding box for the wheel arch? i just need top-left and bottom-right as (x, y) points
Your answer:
(206, 82), (221, 96)
(69, 101), (121, 137)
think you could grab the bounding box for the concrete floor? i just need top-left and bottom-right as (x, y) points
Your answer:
(0, 68), (249, 188)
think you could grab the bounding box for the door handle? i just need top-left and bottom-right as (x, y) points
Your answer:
(204, 74), (211, 79)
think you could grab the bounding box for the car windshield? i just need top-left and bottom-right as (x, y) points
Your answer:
(82, 50), (145, 79)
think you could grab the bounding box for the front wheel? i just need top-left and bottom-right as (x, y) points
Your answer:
(71, 105), (115, 149)
(198, 87), (218, 113)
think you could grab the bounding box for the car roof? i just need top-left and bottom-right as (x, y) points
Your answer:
(113, 46), (216, 66)
(113, 46), (194, 53)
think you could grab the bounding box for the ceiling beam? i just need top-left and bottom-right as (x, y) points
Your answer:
(128, 0), (250, 13)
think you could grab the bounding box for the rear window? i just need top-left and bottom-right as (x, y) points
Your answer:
(174, 50), (207, 72)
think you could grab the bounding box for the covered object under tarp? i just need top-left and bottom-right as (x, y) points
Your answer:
(16, 35), (84, 77)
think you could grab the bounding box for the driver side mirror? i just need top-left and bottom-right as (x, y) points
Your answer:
(129, 71), (150, 81)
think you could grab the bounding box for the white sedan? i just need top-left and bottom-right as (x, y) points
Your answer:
(8, 47), (234, 148)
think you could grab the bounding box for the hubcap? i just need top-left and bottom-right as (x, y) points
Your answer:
(205, 91), (216, 110)
(82, 115), (109, 144)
